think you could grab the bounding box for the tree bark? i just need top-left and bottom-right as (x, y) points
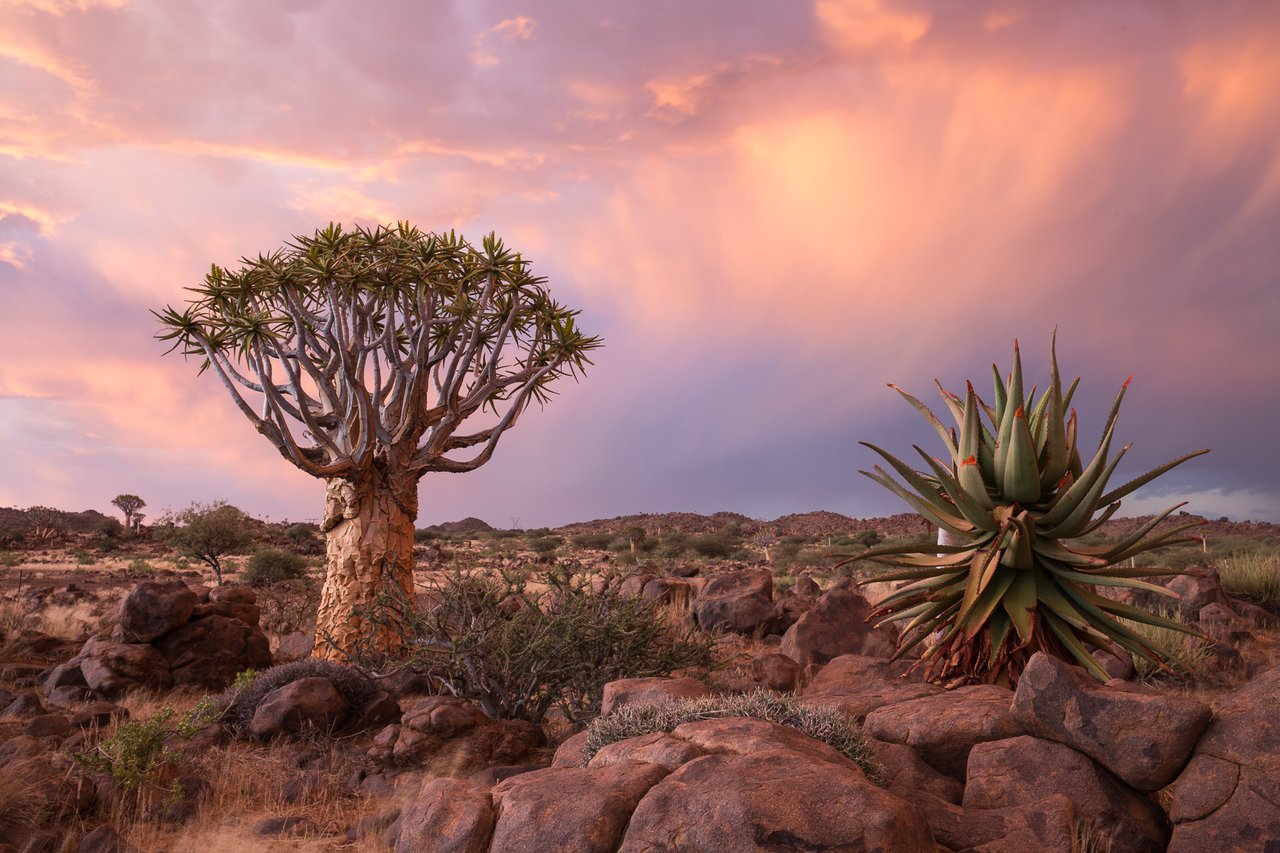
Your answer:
(313, 466), (418, 662)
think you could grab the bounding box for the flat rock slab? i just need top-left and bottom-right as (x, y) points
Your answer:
(1012, 652), (1211, 791)
(617, 750), (933, 852)
(864, 684), (1021, 778)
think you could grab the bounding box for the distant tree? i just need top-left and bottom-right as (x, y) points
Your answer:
(25, 505), (66, 545)
(622, 525), (647, 558)
(155, 223), (600, 660)
(111, 494), (147, 529)
(168, 502), (252, 584)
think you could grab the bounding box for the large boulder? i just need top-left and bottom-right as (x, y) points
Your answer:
(799, 654), (942, 721)
(1168, 666), (1280, 851)
(117, 580), (197, 643)
(195, 585), (262, 628)
(599, 677), (711, 716)
(966, 735), (1169, 853)
(917, 792), (1077, 852)
(779, 583), (897, 665)
(395, 777), (494, 853)
(587, 732), (706, 772)
(1012, 652), (1211, 791)
(154, 614), (272, 689)
(76, 636), (172, 697)
(491, 761), (670, 853)
(617, 750), (933, 852)
(864, 684), (1022, 778)
(248, 677), (350, 739)
(692, 568), (783, 635)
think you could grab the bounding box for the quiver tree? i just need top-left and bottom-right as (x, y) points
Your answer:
(155, 223), (600, 661)
(111, 494), (146, 528)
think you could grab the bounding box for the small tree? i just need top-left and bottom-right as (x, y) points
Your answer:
(168, 502), (251, 584)
(155, 223), (599, 659)
(111, 494), (147, 529)
(25, 505), (66, 545)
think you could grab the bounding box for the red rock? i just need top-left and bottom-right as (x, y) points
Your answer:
(491, 761), (670, 853)
(692, 568), (783, 635)
(248, 676), (349, 739)
(599, 676), (710, 716)
(780, 583), (897, 665)
(618, 750), (932, 852)
(1011, 652), (1211, 791)
(551, 730), (590, 768)
(117, 580), (196, 643)
(917, 792), (1076, 852)
(864, 684), (1021, 778)
(394, 777), (495, 853)
(965, 735), (1168, 853)
(154, 614), (272, 690)
(77, 636), (171, 697)
(749, 652), (801, 692)
(799, 654), (942, 721)
(588, 731), (706, 772)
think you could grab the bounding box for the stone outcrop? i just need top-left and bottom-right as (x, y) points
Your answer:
(863, 684), (1022, 778)
(1012, 652), (1211, 791)
(692, 568), (783, 635)
(599, 677), (711, 716)
(799, 654), (942, 721)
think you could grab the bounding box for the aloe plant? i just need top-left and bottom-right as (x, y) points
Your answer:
(850, 334), (1209, 685)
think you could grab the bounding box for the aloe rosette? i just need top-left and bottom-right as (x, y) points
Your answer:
(850, 334), (1209, 685)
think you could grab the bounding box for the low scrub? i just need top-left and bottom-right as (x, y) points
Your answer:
(1216, 551), (1280, 608)
(1121, 606), (1219, 684)
(242, 548), (308, 586)
(582, 690), (878, 779)
(366, 565), (716, 723)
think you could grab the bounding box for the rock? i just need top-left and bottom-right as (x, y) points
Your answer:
(24, 713), (72, 739)
(965, 735), (1169, 853)
(76, 824), (138, 853)
(395, 777), (495, 853)
(117, 580), (197, 642)
(401, 696), (488, 739)
(793, 574), (821, 596)
(0, 734), (47, 766)
(864, 684), (1022, 778)
(374, 668), (439, 698)
(780, 583), (897, 665)
(1091, 644), (1135, 681)
(692, 568), (783, 635)
(360, 691), (401, 729)
(749, 652), (801, 693)
(671, 717), (862, 772)
(619, 750), (932, 852)
(249, 677), (350, 738)
(868, 738), (963, 805)
(618, 573), (658, 598)
(552, 730), (590, 767)
(1, 692), (46, 718)
(599, 676), (711, 716)
(1168, 666), (1280, 851)
(71, 702), (128, 729)
(40, 660), (88, 696)
(347, 810), (400, 844)
(255, 815), (318, 837)
(1012, 652), (1211, 791)
(154, 614), (272, 690)
(466, 764), (543, 788)
(640, 578), (694, 613)
(203, 585), (261, 627)
(799, 654), (942, 721)
(588, 732), (706, 772)
(77, 636), (172, 697)
(1165, 567), (1235, 619)
(918, 792), (1077, 852)
(273, 631), (313, 663)
(492, 761), (670, 853)
(46, 686), (94, 706)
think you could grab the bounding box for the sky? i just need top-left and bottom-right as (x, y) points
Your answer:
(1, 0), (1279, 528)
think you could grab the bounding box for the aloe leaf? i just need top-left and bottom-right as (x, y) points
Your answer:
(959, 545), (1003, 624)
(1093, 502), (1188, 560)
(960, 566), (1017, 639)
(1075, 501), (1121, 537)
(987, 609), (1013, 667)
(914, 448), (1000, 531)
(1037, 428), (1121, 530)
(1002, 408), (1042, 504)
(1097, 449), (1211, 506)
(991, 363), (1007, 424)
(862, 467), (973, 536)
(1042, 611), (1111, 680)
(999, 568), (1037, 642)
(1043, 446), (1131, 539)
(861, 442), (959, 517)
(888, 384), (956, 454)
(1046, 565), (1181, 599)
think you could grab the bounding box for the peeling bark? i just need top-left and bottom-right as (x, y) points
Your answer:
(313, 467), (418, 662)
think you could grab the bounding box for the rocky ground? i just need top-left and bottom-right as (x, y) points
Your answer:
(0, 511), (1278, 851)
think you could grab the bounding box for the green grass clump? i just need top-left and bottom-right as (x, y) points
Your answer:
(1216, 551), (1280, 607)
(1121, 606), (1218, 684)
(582, 690), (879, 780)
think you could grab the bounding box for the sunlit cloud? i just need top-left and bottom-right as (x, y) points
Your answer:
(472, 15), (538, 68)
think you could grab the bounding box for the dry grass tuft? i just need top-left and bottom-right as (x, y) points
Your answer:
(1217, 551), (1280, 608)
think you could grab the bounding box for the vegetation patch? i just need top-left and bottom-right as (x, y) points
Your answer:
(582, 690), (879, 779)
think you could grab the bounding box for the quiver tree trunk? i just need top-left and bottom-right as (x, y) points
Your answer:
(313, 467), (419, 662)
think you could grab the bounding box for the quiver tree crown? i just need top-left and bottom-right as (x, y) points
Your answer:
(154, 222), (600, 481)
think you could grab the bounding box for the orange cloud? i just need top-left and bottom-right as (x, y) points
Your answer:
(816, 0), (932, 54)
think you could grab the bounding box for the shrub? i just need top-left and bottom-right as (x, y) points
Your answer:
(368, 566), (716, 723)
(166, 501), (252, 584)
(218, 659), (378, 734)
(1216, 551), (1280, 608)
(74, 699), (218, 804)
(96, 517), (126, 539)
(655, 535), (688, 559)
(413, 528), (443, 543)
(1121, 605), (1219, 684)
(529, 535), (563, 554)
(243, 549), (308, 586)
(687, 534), (735, 559)
(582, 690), (878, 778)
(0, 552), (20, 568)
(283, 523), (324, 555)
(127, 558), (156, 574)
(570, 532), (614, 550)
(71, 548), (95, 566)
